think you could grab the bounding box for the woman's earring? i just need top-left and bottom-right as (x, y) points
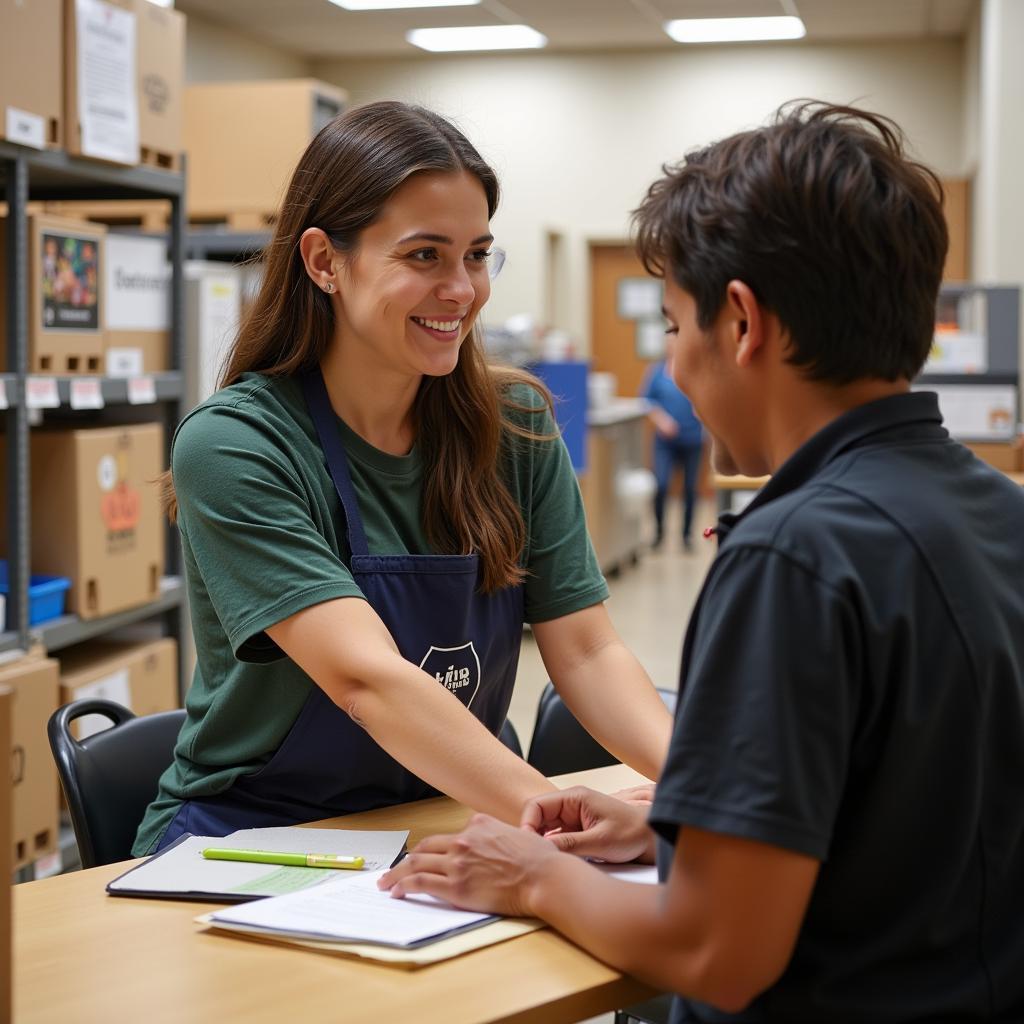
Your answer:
(323, 281), (334, 293)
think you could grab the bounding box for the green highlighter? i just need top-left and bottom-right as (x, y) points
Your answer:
(201, 848), (365, 870)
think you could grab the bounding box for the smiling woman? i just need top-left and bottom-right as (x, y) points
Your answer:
(134, 101), (673, 858)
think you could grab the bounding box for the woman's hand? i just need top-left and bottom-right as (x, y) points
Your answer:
(521, 786), (656, 863)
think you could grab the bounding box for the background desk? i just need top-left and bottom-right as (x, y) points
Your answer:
(15, 764), (657, 1024)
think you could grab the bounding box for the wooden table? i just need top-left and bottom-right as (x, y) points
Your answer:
(15, 764), (658, 1024)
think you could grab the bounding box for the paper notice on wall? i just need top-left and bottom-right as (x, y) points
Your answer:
(925, 384), (1017, 440)
(72, 669), (132, 739)
(76, 0), (139, 164)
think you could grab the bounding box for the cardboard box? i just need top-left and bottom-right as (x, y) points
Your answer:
(0, 423), (165, 619)
(59, 636), (178, 739)
(104, 232), (169, 374)
(0, 685), (12, 1023)
(0, 213), (106, 373)
(135, 0), (184, 169)
(0, 0), (63, 149)
(184, 79), (347, 218)
(64, 0), (139, 165)
(966, 442), (1022, 473)
(0, 655), (60, 869)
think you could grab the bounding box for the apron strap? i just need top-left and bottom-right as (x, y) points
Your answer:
(301, 368), (370, 558)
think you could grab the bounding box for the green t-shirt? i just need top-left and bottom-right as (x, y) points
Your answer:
(134, 372), (607, 854)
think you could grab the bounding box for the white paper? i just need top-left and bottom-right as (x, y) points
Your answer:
(617, 277), (663, 320)
(105, 235), (170, 330)
(210, 868), (493, 947)
(76, 0), (139, 164)
(5, 107), (46, 150)
(25, 376), (60, 409)
(924, 384), (1017, 440)
(0, 380), (8, 410)
(108, 827), (410, 898)
(106, 347), (145, 377)
(127, 375), (156, 404)
(197, 274), (241, 403)
(635, 319), (666, 359)
(598, 863), (660, 885)
(70, 377), (105, 410)
(71, 669), (132, 738)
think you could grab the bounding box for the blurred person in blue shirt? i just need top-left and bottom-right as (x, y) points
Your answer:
(643, 360), (704, 550)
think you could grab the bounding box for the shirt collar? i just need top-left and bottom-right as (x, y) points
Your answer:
(713, 391), (946, 544)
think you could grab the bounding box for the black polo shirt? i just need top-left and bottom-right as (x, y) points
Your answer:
(650, 391), (1024, 1023)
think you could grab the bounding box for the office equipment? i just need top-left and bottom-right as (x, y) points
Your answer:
(107, 826), (407, 900)
(48, 699), (185, 867)
(15, 764), (658, 1022)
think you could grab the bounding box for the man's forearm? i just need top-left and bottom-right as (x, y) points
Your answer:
(525, 856), (720, 1005)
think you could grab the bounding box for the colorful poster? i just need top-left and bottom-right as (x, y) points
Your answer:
(41, 232), (100, 332)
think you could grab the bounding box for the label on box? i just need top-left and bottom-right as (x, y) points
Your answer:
(76, 0), (140, 165)
(127, 375), (156, 405)
(0, 379), (9, 410)
(5, 106), (46, 150)
(25, 377), (60, 409)
(70, 378), (105, 410)
(106, 236), (170, 331)
(106, 347), (145, 377)
(33, 850), (63, 880)
(71, 669), (132, 739)
(41, 231), (101, 333)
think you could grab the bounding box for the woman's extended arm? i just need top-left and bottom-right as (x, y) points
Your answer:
(266, 596), (556, 822)
(532, 603), (673, 781)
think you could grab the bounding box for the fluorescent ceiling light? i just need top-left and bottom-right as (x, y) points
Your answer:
(330, 1), (481, 10)
(330, 1), (481, 9)
(665, 16), (806, 44)
(407, 24), (547, 51)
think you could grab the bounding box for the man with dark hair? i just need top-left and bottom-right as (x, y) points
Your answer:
(381, 103), (1024, 1022)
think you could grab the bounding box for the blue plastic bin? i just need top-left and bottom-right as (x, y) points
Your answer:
(0, 561), (72, 628)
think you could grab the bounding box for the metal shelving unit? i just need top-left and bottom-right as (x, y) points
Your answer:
(1, 142), (188, 697)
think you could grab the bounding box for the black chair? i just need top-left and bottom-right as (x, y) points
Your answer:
(48, 699), (186, 868)
(498, 718), (523, 758)
(526, 681), (677, 776)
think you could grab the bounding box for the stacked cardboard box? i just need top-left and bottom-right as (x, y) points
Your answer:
(0, 653), (60, 870)
(0, 423), (166, 620)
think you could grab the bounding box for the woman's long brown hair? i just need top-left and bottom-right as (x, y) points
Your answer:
(162, 101), (554, 592)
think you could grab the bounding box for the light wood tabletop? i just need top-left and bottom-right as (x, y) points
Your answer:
(15, 763), (659, 1024)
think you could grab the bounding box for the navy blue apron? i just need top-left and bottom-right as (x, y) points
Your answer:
(158, 368), (525, 849)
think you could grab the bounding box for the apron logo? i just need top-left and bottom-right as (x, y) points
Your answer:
(419, 642), (481, 710)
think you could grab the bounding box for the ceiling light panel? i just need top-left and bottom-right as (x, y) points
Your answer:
(329, 0), (481, 10)
(664, 15), (806, 43)
(406, 24), (548, 51)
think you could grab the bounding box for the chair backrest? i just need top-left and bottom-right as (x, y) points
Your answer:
(498, 718), (523, 759)
(526, 682), (677, 777)
(47, 699), (186, 868)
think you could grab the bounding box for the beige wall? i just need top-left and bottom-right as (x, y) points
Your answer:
(186, 14), (310, 83)
(312, 39), (966, 349)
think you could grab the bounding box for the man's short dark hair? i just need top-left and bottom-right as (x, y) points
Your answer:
(633, 101), (948, 384)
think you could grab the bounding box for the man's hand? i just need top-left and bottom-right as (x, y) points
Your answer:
(378, 814), (561, 917)
(521, 786), (655, 863)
